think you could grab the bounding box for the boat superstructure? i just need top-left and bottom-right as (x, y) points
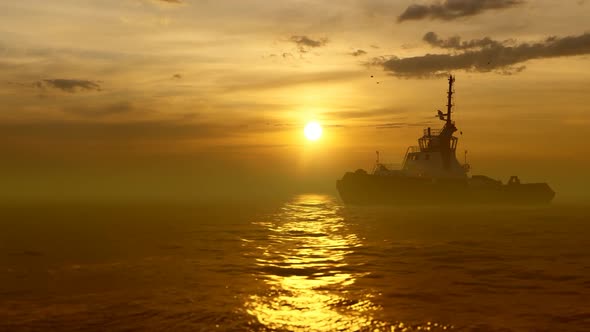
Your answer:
(401, 75), (467, 179)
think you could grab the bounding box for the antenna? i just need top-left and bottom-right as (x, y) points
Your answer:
(446, 75), (455, 124)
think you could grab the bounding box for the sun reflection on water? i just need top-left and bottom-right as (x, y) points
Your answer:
(245, 194), (376, 331)
(243, 194), (454, 332)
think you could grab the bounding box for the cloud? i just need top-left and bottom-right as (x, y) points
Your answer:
(398, 0), (524, 22)
(324, 107), (407, 120)
(423, 32), (507, 49)
(62, 102), (142, 118)
(155, 0), (182, 3)
(37, 79), (102, 93)
(222, 70), (359, 93)
(373, 33), (590, 77)
(351, 49), (368, 56)
(172, 74), (182, 79)
(289, 35), (329, 53)
(375, 121), (434, 129)
(375, 122), (407, 129)
(0, 120), (245, 150)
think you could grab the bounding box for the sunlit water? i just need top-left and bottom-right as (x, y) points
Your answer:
(246, 195), (375, 330)
(1, 196), (589, 331)
(244, 195), (449, 331)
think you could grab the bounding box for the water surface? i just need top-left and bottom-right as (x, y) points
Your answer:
(1, 195), (589, 331)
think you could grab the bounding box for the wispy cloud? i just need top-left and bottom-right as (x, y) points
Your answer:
(324, 107), (407, 120)
(375, 121), (434, 129)
(398, 0), (524, 22)
(222, 70), (359, 93)
(289, 35), (329, 53)
(62, 102), (141, 118)
(0, 120), (245, 149)
(155, 0), (182, 4)
(423, 31), (509, 50)
(350, 49), (368, 57)
(372, 33), (590, 77)
(36, 79), (102, 93)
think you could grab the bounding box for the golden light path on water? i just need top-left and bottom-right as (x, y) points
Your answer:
(245, 194), (374, 331)
(243, 194), (452, 331)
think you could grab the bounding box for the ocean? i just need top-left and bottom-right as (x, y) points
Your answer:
(1, 195), (589, 331)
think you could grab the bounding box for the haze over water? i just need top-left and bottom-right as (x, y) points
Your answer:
(2, 195), (589, 331)
(2, 1), (590, 331)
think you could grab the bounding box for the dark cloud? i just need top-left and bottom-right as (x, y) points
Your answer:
(423, 32), (508, 49)
(496, 65), (527, 75)
(290, 35), (329, 53)
(373, 33), (590, 77)
(398, 0), (524, 22)
(351, 49), (368, 56)
(156, 0), (182, 3)
(37, 79), (101, 93)
(172, 74), (182, 79)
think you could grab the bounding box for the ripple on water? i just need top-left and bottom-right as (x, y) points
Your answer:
(241, 194), (451, 332)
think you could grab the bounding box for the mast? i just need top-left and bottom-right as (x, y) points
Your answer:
(439, 75), (457, 171)
(446, 75), (455, 124)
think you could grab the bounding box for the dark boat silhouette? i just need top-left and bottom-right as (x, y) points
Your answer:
(336, 75), (555, 205)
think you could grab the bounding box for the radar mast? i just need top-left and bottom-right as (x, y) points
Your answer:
(446, 75), (455, 125)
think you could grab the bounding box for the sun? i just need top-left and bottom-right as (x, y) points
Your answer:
(304, 121), (323, 141)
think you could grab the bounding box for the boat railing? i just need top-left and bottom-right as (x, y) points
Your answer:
(423, 128), (442, 136)
(372, 161), (402, 173)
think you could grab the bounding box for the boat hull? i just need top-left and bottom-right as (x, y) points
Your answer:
(336, 172), (555, 205)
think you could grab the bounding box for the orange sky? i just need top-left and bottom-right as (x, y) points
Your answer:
(1, 0), (589, 200)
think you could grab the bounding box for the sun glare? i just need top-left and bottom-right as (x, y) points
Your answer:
(304, 122), (323, 141)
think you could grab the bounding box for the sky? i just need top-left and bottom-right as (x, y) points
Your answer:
(0, 0), (589, 200)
